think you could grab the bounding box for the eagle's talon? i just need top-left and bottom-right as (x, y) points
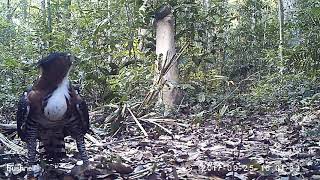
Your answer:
(26, 164), (42, 179)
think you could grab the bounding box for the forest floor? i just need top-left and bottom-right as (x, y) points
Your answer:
(0, 107), (320, 179)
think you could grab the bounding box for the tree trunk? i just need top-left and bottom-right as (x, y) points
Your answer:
(64, 0), (71, 48)
(278, 0), (284, 65)
(155, 5), (181, 115)
(283, 0), (296, 20)
(6, 0), (11, 20)
(107, 0), (112, 62)
(64, 0), (71, 19)
(283, 0), (299, 46)
(22, 0), (28, 21)
(47, 0), (52, 49)
(40, 0), (47, 53)
(41, 0), (46, 22)
(138, 1), (148, 53)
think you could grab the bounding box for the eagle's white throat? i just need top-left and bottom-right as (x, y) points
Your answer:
(44, 76), (70, 121)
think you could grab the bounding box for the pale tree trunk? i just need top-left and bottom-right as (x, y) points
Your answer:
(107, 0), (112, 62)
(47, 0), (52, 49)
(203, 0), (210, 9)
(283, 0), (296, 20)
(138, 28), (147, 52)
(155, 5), (181, 115)
(22, 0), (28, 21)
(278, 0), (284, 66)
(251, 1), (257, 47)
(138, 0), (148, 53)
(283, 0), (299, 46)
(41, 0), (46, 22)
(263, 6), (268, 49)
(64, 0), (71, 48)
(64, 0), (71, 20)
(6, 0), (11, 20)
(40, 0), (46, 54)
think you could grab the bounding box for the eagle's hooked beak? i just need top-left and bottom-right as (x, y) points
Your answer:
(66, 54), (74, 68)
(67, 54), (74, 62)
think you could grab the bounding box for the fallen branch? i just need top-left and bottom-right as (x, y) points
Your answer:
(139, 118), (172, 135)
(85, 134), (103, 146)
(127, 108), (148, 137)
(0, 124), (17, 130)
(93, 136), (145, 147)
(141, 118), (189, 128)
(0, 132), (26, 154)
(129, 163), (156, 179)
(88, 109), (104, 117)
(104, 107), (121, 123)
(139, 112), (158, 119)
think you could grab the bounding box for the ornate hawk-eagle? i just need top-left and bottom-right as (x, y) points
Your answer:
(16, 53), (90, 176)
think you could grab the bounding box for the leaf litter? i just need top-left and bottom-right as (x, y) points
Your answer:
(0, 108), (320, 179)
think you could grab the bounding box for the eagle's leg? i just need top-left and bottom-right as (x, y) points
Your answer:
(27, 127), (37, 164)
(75, 134), (89, 165)
(26, 126), (41, 177)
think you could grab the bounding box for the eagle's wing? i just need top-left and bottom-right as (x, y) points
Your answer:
(16, 91), (30, 142)
(76, 99), (90, 133)
(74, 87), (90, 134)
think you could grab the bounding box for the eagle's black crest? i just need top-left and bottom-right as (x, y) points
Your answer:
(37, 52), (68, 67)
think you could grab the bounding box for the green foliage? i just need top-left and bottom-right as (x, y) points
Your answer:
(284, 0), (320, 78)
(249, 73), (319, 110)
